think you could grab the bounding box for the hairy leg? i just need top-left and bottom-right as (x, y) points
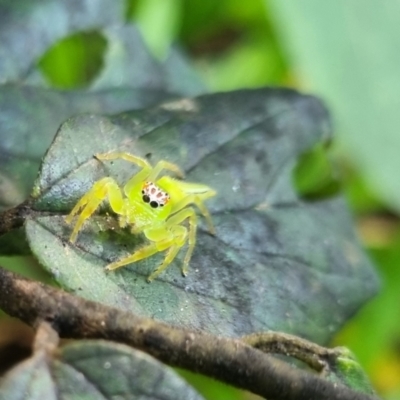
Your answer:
(146, 225), (187, 282)
(96, 152), (153, 195)
(166, 208), (197, 276)
(170, 194), (215, 235)
(105, 223), (189, 282)
(65, 177), (123, 243)
(96, 152), (184, 195)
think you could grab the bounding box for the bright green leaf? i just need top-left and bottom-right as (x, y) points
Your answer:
(38, 31), (107, 89)
(134, 0), (182, 59)
(325, 347), (375, 395)
(268, 0), (400, 212)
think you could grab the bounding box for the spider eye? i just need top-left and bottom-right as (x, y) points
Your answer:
(142, 181), (169, 208)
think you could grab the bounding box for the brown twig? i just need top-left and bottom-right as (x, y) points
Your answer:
(242, 331), (342, 372)
(0, 266), (378, 400)
(0, 201), (32, 235)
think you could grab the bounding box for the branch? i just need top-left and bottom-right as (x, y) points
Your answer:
(0, 266), (378, 400)
(242, 331), (343, 372)
(0, 202), (32, 235)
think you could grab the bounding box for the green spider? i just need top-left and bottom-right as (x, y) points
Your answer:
(65, 152), (216, 282)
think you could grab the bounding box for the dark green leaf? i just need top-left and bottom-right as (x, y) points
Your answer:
(0, 340), (204, 400)
(0, 1), (206, 211)
(90, 25), (206, 95)
(24, 88), (379, 342)
(0, 85), (175, 210)
(0, 0), (125, 82)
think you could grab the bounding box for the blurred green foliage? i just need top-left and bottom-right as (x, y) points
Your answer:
(176, 370), (260, 400)
(268, 1), (400, 216)
(38, 31), (107, 89)
(292, 142), (341, 201)
(335, 238), (400, 398)
(2, 0), (399, 398)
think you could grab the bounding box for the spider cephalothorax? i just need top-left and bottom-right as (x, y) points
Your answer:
(65, 152), (216, 282)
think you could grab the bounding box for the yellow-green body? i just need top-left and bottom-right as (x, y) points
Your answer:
(65, 152), (216, 281)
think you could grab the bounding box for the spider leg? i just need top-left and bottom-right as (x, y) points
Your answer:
(105, 242), (162, 272)
(105, 220), (192, 282)
(95, 152), (151, 167)
(146, 225), (188, 282)
(96, 152), (153, 194)
(166, 207), (197, 276)
(96, 152), (184, 194)
(170, 194), (215, 235)
(148, 160), (185, 181)
(123, 159), (184, 194)
(65, 177), (123, 243)
(105, 229), (179, 279)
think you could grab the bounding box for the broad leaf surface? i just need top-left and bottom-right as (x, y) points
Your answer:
(0, 0), (205, 210)
(25, 88), (379, 342)
(0, 340), (203, 400)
